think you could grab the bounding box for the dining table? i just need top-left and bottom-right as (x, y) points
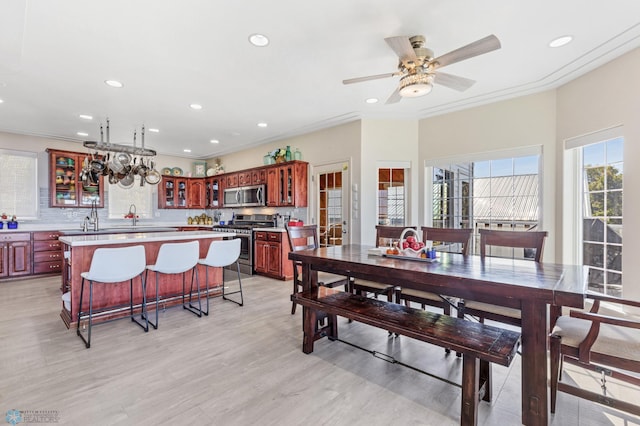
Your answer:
(288, 244), (587, 426)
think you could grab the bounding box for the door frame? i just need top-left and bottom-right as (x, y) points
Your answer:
(311, 161), (351, 246)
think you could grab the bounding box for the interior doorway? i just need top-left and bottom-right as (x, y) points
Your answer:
(314, 163), (350, 247)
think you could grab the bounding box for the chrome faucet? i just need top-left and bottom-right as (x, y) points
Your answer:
(128, 204), (137, 227)
(81, 216), (89, 232)
(89, 200), (99, 231)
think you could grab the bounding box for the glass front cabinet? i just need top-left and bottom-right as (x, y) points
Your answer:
(47, 149), (104, 208)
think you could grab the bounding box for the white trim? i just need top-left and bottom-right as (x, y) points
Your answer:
(423, 145), (542, 167)
(564, 125), (624, 150)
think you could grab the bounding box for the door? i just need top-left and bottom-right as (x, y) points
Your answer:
(314, 163), (350, 248)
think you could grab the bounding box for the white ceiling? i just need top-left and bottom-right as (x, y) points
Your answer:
(1, 1), (640, 159)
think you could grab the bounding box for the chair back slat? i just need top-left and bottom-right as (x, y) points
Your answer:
(479, 229), (548, 262)
(421, 227), (472, 255)
(286, 224), (319, 252)
(375, 225), (416, 247)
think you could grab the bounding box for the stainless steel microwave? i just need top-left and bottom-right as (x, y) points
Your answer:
(223, 184), (266, 207)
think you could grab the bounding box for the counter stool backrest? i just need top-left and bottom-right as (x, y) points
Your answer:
(375, 225), (417, 247)
(479, 229), (548, 262)
(151, 241), (200, 273)
(421, 227), (472, 255)
(84, 245), (146, 282)
(201, 238), (241, 267)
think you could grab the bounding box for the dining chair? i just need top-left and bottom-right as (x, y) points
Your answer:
(396, 227), (472, 316)
(198, 238), (244, 309)
(144, 240), (201, 329)
(76, 245), (147, 348)
(286, 224), (350, 315)
(457, 228), (548, 327)
(550, 292), (640, 416)
(350, 225), (416, 302)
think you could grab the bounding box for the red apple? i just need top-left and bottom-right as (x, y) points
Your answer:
(410, 242), (421, 250)
(402, 241), (410, 249)
(406, 236), (416, 243)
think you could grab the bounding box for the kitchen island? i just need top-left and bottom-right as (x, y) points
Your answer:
(58, 230), (233, 328)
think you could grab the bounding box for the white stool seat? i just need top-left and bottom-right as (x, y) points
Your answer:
(76, 245), (147, 348)
(145, 240), (202, 328)
(199, 238), (244, 307)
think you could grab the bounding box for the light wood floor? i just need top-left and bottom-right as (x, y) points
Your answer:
(1, 275), (639, 425)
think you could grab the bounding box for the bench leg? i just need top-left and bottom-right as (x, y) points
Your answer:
(302, 306), (317, 354)
(461, 355), (479, 426)
(479, 359), (492, 402)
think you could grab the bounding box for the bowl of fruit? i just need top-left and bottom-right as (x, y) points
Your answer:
(399, 228), (426, 258)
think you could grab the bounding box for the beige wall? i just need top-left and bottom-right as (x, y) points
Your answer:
(556, 47), (640, 300)
(417, 91), (558, 261)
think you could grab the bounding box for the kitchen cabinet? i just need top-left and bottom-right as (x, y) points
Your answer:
(225, 173), (239, 188)
(32, 231), (63, 276)
(254, 231), (293, 280)
(206, 176), (223, 208)
(238, 171), (252, 186)
(47, 149), (104, 208)
(251, 168), (267, 185)
(158, 177), (188, 208)
(187, 179), (206, 208)
(0, 233), (32, 278)
(266, 161), (308, 207)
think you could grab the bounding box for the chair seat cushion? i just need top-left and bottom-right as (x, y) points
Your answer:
(352, 279), (393, 291)
(318, 272), (349, 287)
(462, 300), (521, 319)
(400, 288), (447, 303)
(552, 315), (640, 363)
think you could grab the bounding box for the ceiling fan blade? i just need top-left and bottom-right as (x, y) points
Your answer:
(433, 72), (476, 92)
(385, 36), (418, 62)
(342, 72), (397, 85)
(385, 87), (402, 104)
(431, 34), (501, 69)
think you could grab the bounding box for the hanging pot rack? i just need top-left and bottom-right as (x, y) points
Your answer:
(82, 119), (157, 156)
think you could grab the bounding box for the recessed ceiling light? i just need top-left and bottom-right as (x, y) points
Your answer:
(183, 149), (191, 153)
(365, 98), (379, 104)
(257, 122), (268, 128)
(210, 139), (219, 144)
(190, 104), (203, 110)
(148, 128), (159, 133)
(104, 80), (124, 88)
(79, 114), (93, 120)
(77, 132), (89, 137)
(249, 33), (269, 47)
(0, 99), (4, 104)
(549, 35), (573, 48)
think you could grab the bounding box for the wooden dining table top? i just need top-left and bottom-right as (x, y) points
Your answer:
(289, 244), (587, 310)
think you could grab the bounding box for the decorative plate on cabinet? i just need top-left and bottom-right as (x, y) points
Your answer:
(161, 167), (172, 175)
(172, 167), (183, 176)
(206, 168), (215, 177)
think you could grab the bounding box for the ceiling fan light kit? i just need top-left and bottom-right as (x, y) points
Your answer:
(399, 72), (434, 97)
(343, 34), (501, 102)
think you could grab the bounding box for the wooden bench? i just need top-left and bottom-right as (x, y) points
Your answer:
(293, 287), (521, 426)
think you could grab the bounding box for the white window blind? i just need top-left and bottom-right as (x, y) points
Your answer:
(0, 149), (38, 219)
(107, 177), (154, 219)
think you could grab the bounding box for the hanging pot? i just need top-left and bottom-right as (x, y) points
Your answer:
(90, 152), (106, 173)
(145, 160), (161, 185)
(118, 172), (135, 188)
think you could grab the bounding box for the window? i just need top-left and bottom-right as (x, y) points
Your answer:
(581, 138), (623, 296)
(378, 168), (406, 226)
(0, 149), (38, 219)
(429, 152), (541, 257)
(107, 178), (154, 219)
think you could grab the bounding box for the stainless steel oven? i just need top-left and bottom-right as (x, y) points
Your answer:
(211, 214), (275, 275)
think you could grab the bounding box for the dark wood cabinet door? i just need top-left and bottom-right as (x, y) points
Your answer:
(266, 168), (279, 207)
(254, 240), (269, 273)
(47, 149), (103, 208)
(187, 179), (206, 208)
(251, 168), (267, 184)
(0, 244), (7, 277)
(238, 172), (252, 186)
(8, 241), (31, 277)
(266, 243), (282, 276)
(225, 173), (239, 188)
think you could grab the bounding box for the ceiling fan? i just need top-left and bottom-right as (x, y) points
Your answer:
(343, 34), (501, 104)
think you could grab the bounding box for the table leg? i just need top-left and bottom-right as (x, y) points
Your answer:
(301, 263), (319, 354)
(520, 301), (549, 426)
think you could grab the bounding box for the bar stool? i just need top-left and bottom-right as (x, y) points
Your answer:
(76, 245), (147, 349)
(144, 240), (201, 329)
(198, 238), (243, 308)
